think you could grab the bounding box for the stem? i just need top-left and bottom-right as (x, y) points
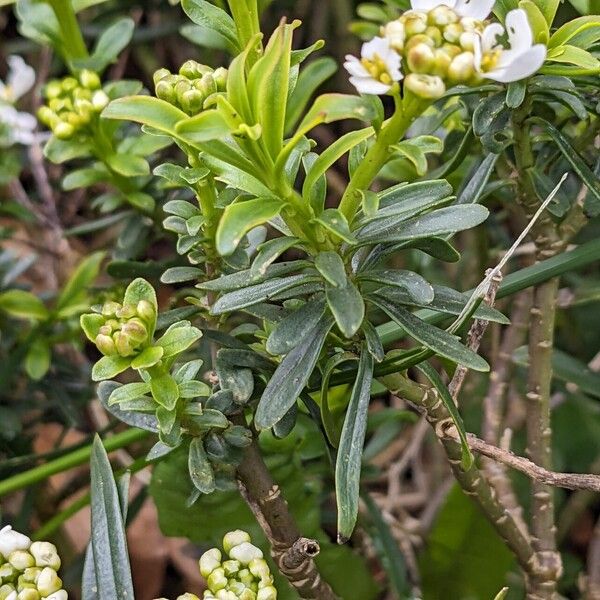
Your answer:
(47, 0), (88, 61)
(236, 436), (339, 600)
(0, 428), (148, 497)
(338, 94), (423, 222)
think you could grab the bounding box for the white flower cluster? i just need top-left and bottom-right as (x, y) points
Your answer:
(0, 526), (67, 600)
(344, 0), (547, 97)
(199, 530), (276, 600)
(0, 56), (38, 147)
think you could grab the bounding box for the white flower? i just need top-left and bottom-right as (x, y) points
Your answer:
(474, 9), (547, 82)
(344, 36), (403, 95)
(0, 525), (31, 557)
(0, 56), (36, 104)
(410, 0), (495, 20)
(0, 104), (38, 146)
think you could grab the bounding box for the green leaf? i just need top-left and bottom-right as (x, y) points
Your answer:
(472, 93), (506, 138)
(108, 381), (152, 406)
(88, 436), (135, 600)
(81, 313), (105, 342)
(211, 274), (312, 314)
(355, 205), (489, 245)
(62, 167), (107, 191)
(256, 314), (334, 429)
(181, 0), (239, 52)
(457, 154), (499, 205)
(175, 110), (232, 144)
(123, 278), (158, 335)
(155, 321), (202, 358)
(302, 128), (373, 201)
(313, 208), (356, 244)
(0, 289), (49, 320)
(327, 282), (365, 338)
(216, 198), (285, 256)
(150, 373), (180, 409)
(544, 44), (600, 73)
(130, 346), (164, 369)
(298, 94), (379, 131)
(24, 338), (51, 380)
(519, 0), (553, 34)
(161, 267), (204, 284)
(370, 296), (489, 372)
(285, 57), (337, 133)
(77, 17), (135, 72)
(57, 251), (104, 311)
(251, 237), (303, 278)
(549, 15), (600, 49)
(315, 252), (347, 288)
(358, 269), (434, 304)
(44, 136), (91, 163)
(179, 380), (211, 398)
(417, 362), (473, 468)
(336, 348), (374, 542)
(362, 320), (384, 363)
(530, 117), (600, 209)
(103, 96), (188, 137)
(106, 153), (150, 177)
(266, 299), (326, 356)
(92, 355), (132, 381)
(392, 136), (443, 176)
(188, 437), (215, 494)
(247, 20), (297, 158)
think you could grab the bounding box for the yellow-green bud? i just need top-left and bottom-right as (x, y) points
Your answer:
(424, 26), (442, 46)
(53, 122), (75, 140)
(447, 51), (475, 82)
(61, 77), (78, 93)
(36, 568), (62, 596)
(101, 301), (121, 316)
(181, 89), (205, 114)
(179, 60), (213, 80)
(248, 558), (270, 582)
(460, 17), (481, 32)
(222, 560), (240, 577)
(0, 562), (17, 580)
(121, 318), (148, 344)
(405, 33), (435, 52)
(0, 584), (16, 600)
(443, 23), (463, 44)
(440, 43), (462, 59)
(407, 43), (435, 73)
(404, 12), (427, 36)
(74, 99), (93, 123)
(156, 80), (176, 104)
(459, 31), (477, 52)
(382, 20), (405, 51)
(238, 568), (253, 586)
(223, 531), (251, 554)
(207, 567), (227, 591)
(116, 304), (136, 319)
(29, 542), (61, 571)
(213, 67), (228, 91)
(22, 568), (41, 584)
(8, 551), (34, 570)
(239, 590), (257, 600)
(73, 87), (93, 101)
(196, 73), (217, 98)
(37, 106), (58, 128)
(215, 591), (236, 600)
(199, 548), (222, 578)
(429, 5), (458, 26)
(229, 542), (263, 565)
(91, 90), (110, 111)
(257, 587), (277, 600)
(175, 79), (192, 102)
(432, 49), (452, 76)
(95, 334), (117, 356)
(43, 591), (67, 600)
(113, 331), (135, 357)
(16, 589), (39, 600)
(227, 581), (245, 595)
(153, 68), (171, 85)
(80, 70), (101, 90)
(405, 73), (446, 99)
(136, 300), (155, 322)
(44, 81), (63, 100)
(176, 595), (200, 600)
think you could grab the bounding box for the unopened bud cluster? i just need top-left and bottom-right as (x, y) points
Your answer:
(93, 299), (155, 357)
(154, 61), (227, 115)
(382, 6), (484, 98)
(37, 70), (109, 140)
(0, 526), (67, 600)
(199, 531), (277, 600)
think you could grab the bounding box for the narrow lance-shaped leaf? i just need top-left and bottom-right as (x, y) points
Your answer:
(336, 348), (374, 542)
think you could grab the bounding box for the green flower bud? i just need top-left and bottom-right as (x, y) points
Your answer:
(8, 551), (34, 571)
(121, 318), (148, 344)
(153, 68), (172, 85)
(227, 581), (245, 595)
(29, 542), (60, 571)
(229, 543), (263, 565)
(0, 562), (17, 581)
(175, 79), (192, 103)
(44, 81), (63, 100)
(156, 80), (177, 104)
(199, 548), (222, 578)
(37, 106), (59, 128)
(21, 568), (41, 584)
(181, 89), (205, 114)
(440, 43), (462, 59)
(215, 591), (236, 600)
(404, 73), (446, 99)
(447, 51), (475, 82)
(248, 559), (270, 582)
(101, 301), (121, 316)
(177, 594), (200, 600)
(382, 20), (405, 51)
(443, 23), (463, 43)
(239, 589), (257, 600)
(207, 567), (227, 592)
(136, 300), (155, 322)
(223, 531), (251, 554)
(407, 42), (435, 73)
(53, 122), (75, 140)
(35, 567), (61, 596)
(404, 12), (427, 36)
(91, 90), (110, 112)
(432, 49), (452, 77)
(460, 17), (481, 32)
(95, 334), (117, 356)
(80, 70), (101, 90)
(237, 568), (253, 587)
(61, 77), (78, 93)
(0, 584), (16, 600)
(43, 591), (67, 600)
(113, 331), (136, 357)
(256, 587), (277, 600)
(179, 60), (213, 80)
(424, 25), (442, 46)
(16, 589), (39, 600)
(116, 304), (137, 319)
(213, 67), (228, 91)
(222, 560), (240, 577)
(74, 99), (93, 123)
(73, 87), (93, 101)
(428, 5), (458, 26)
(459, 31), (477, 52)
(405, 33), (435, 52)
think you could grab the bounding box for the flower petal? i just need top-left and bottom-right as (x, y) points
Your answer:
(344, 56), (370, 78)
(505, 9), (533, 54)
(481, 23), (505, 52)
(7, 55), (36, 101)
(349, 76), (391, 95)
(483, 44), (547, 82)
(361, 36), (392, 60)
(455, 0), (494, 19)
